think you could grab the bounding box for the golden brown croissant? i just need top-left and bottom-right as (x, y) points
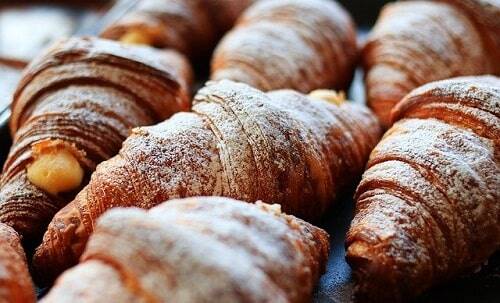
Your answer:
(0, 223), (35, 303)
(40, 196), (330, 303)
(211, 0), (358, 92)
(0, 37), (192, 244)
(363, 0), (499, 128)
(346, 75), (500, 302)
(100, 0), (254, 58)
(33, 80), (381, 283)
(438, 0), (500, 67)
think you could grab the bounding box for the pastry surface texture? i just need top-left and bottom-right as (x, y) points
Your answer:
(0, 37), (192, 244)
(211, 0), (358, 92)
(40, 196), (330, 303)
(0, 223), (35, 303)
(101, 0), (254, 58)
(363, 0), (499, 127)
(346, 75), (500, 302)
(33, 79), (381, 283)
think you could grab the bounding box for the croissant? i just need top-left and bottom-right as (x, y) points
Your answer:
(0, 37), (192, 244)
(346, 75), (500, 302)
(33, 80), (381, 283)
(438, 0), (500, 65)
(0, 223), (35, 303)
(40, 196), (330, 303)
(210, 0), (358, 92)
(100, 0), (254, 58)
(363, 0), (499, 127)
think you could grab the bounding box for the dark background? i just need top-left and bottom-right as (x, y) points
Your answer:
(339, 0), (388, 26)
(0, 0), (390, 25)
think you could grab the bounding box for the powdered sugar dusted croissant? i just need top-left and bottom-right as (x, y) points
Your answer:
(0, 37), (192, 244)
(0, 223), (35, 303)
(438, 0), (500, 68)
(41, 196), (329, 303)
(346, 75), (500, 302)
(101, 0), (254, 58)
(211, 0), (358, 92)
(363, 0), (499, 127)
(33, 80), (381, 283)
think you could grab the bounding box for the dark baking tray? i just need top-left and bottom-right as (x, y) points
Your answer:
(0, 1), (498, 302)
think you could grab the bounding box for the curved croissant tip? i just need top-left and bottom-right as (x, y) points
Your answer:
(308, 89), (346, 105)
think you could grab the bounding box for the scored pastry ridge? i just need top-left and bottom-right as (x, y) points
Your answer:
(193, 84), (267, 201)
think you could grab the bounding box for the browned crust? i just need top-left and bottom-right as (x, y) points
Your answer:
(362, 1), (498, 128)
(100, 0), (254, 59)
(41, 197), (329, 303)
(346, 75), (500, 302)
(0, 223), (35, 303)
(438, 0), (500, 74)
(33, 79), (381, 284)
(0, 37), (192, 244)
(210, 0), (358, 93)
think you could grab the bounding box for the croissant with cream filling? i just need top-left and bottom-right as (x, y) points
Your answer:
(33, 80), (381, 283)
(0, 37), (192, 244)
(101, 0), (254, 58)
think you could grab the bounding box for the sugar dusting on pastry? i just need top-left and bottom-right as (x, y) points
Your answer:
(41, 197), (330, 303)
(346, 75), (500, 301)
(33, 79), (382, 282)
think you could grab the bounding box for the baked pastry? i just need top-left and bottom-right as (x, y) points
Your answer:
(0, 223), (35, 303)
(211, 0), (358, 92)
(0, 37), (192, 244)
(33, 80), (381, 283)
(40, 196), (330, 303)
(100, 0), (254, 58)
(346, 75), (500, 302)
(363, 0), (499, 127)
(438, 0), (500, 67)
